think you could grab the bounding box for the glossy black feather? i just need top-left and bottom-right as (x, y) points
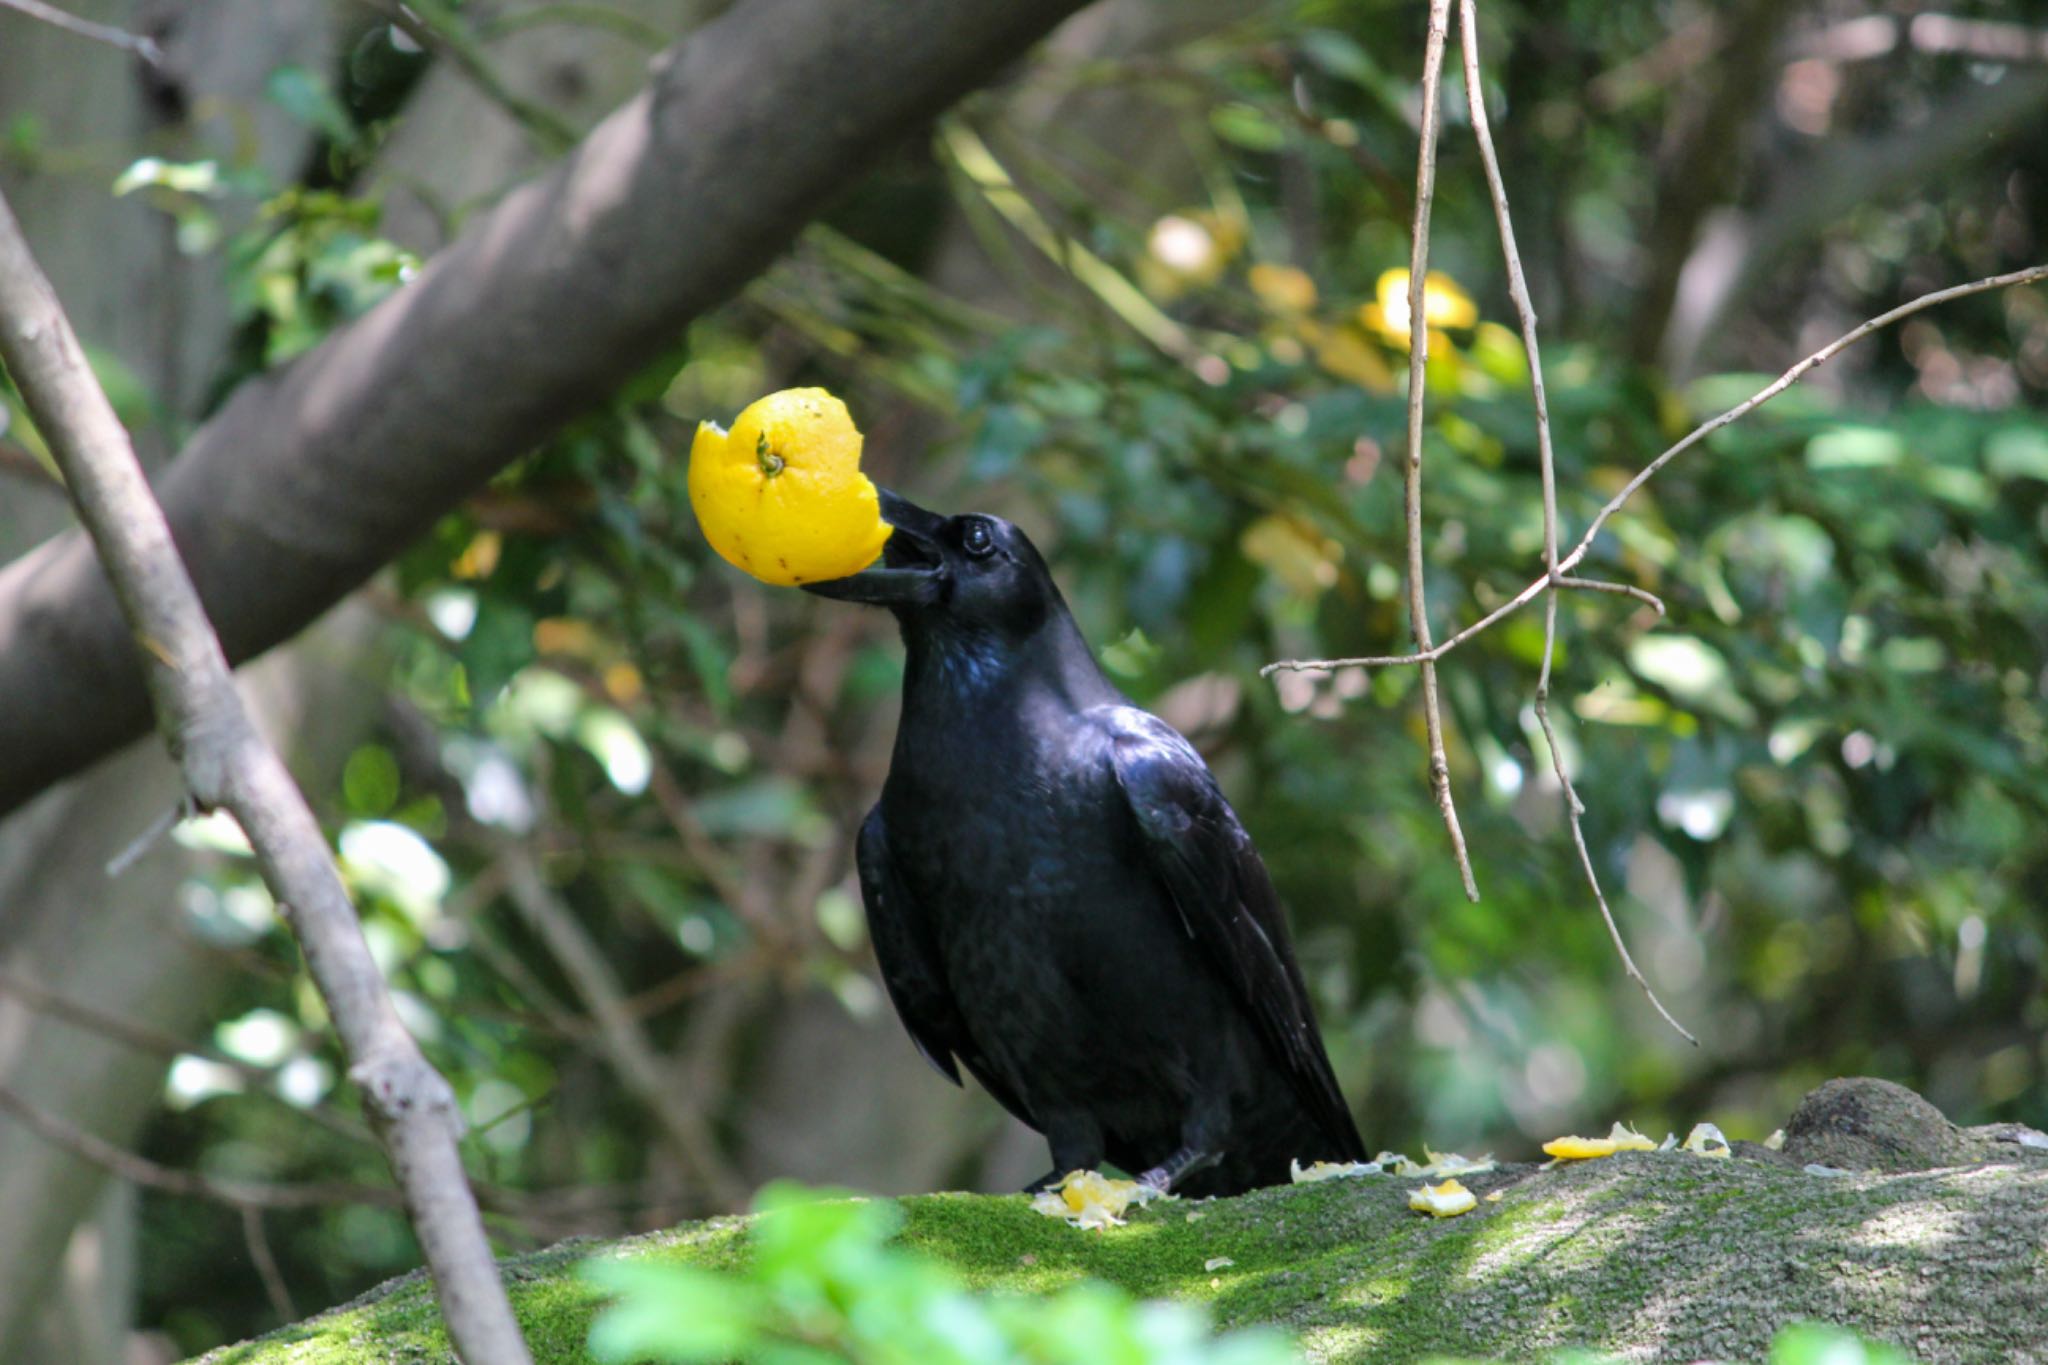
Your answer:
(813, 497), (1364, 1195)
(1104, 707), (1365, 1162)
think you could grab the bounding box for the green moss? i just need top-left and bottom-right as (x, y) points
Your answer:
(191, 1153), (2048, 1365)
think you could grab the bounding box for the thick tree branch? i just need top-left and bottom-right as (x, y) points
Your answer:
(0, 0), (1097, 819)
(0, 191), (534, 1364)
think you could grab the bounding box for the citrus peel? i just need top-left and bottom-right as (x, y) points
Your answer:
(1408, 1178), (1478, 1218)
(687, 388), (891, 587)
(1028, 1170), (1168, 1230)
(1543, 1121), (1658, 1162)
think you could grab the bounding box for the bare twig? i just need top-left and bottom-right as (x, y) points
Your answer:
(241, 1207), (298, 1324)
(1527, 594), (1698, 1045)
(1459, 0), (1696, 1043)
(0, 967), (377, 1144)
(0, 1084), (399, 1211)
(1264, 263), (2048, 679)
(0, 0), (161, 65)
(0, 192), (532, 1363)
(1399, 0), (1480, 902)
(0, 1081), (660, 1236)
(498, 846), (748, 1209)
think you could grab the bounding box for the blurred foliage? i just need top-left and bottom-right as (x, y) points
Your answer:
(582, 1184), (1296, 1365)
(38, 0), (2040, 1354)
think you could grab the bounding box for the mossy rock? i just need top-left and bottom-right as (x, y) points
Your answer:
(190, 1083), (2048, 1365)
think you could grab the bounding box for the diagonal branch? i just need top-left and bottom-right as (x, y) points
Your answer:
(1264, 262), (2048, 681)
(0, 0), (1099, 821)
(0, 190), (533, 1363)
(0, 0), (161, 65)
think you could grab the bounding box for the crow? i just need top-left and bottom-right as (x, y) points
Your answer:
(806, 490), (1365, 1195)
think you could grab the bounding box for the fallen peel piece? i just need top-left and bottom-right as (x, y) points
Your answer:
(1028, 1170), (1169, 1230)
(1681, 1122), (1732, 1158)
(1373, 1150), (1427, 1176)
(1290, 1158), (1389, 1183)
(1422, 1147), (1497, 1177)
(1544, 1121), (1659, 1162)
(1408, 1178), (1478, 1218)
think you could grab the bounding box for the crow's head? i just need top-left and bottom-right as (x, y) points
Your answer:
(805, 489), (1060, 640)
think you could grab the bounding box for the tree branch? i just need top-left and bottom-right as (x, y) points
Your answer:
(498, 845), (749, 1209)
(1401, 0), (1480, 903)
(1458, 0), (1696, 1045)
(0, 192), (532, 1363)
(0, 0), (161, 65)
(0, 0), (1098, 820)
(1264, 264), (2048, 681)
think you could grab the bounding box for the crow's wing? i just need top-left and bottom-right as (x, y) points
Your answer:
(1100, 707), (1365, 1159)
(855, 806), (1037, 1127)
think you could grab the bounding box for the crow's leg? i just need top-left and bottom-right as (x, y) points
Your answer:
(1024, 1113), (1104, 1192)
(1137, 1143), (1221, 1192)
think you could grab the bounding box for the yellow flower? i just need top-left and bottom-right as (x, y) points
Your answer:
(1361, 268), (1479, 345)
(687, 388), (891, 587)
(1304, 320), (1398, 392)
(1248, 262), (1319, 315)
(1408, 1178), (1478, 1218)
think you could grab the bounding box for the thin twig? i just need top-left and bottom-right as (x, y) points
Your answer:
(1263, 262), (2048, 678)
(104, 797), (187, 877)
(0, 1080), (660, 1235)
(498, 846), (749, 1209)
(1558, 263), (2048, 573)
(0, 967), (378, 1144)
(0, 0), (162, 65)
(1459, 0), (1695, 1043)
(0, 1084), (399, 1211)
(1529, 597), (1699, 1045)
(241, 1206), (298, 1324)
(0, 190), (532, 1362)
(1400, 0), (1479, 902)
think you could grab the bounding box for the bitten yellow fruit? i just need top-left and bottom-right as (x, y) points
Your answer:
(687, 388), (891, 587)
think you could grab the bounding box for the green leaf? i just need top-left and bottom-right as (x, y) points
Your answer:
(582, 1258), (764, 1364)
(266, 66), (359, 148)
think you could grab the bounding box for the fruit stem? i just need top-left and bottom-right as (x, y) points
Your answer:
(755, 433), (784, 477)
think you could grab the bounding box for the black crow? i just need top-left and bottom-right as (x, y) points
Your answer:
(806, 490), (1365, 1195)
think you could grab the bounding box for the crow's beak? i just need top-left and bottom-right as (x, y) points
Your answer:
(803, 488), (946, 606)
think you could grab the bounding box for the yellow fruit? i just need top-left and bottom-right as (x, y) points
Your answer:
(687, 388), (891, 587)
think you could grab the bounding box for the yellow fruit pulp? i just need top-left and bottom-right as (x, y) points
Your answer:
(687, 388), (891, 587)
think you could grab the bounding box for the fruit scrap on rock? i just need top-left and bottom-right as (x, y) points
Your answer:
(1543, 1121), (1659, 1161)
(1028, 1170), (1169, 1230)
(1408, 1179), (1478, 1218)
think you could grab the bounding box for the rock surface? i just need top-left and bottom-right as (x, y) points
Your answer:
(190, 1079), (2048, 1364)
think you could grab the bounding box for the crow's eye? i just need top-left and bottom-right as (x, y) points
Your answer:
(961, 519), (996, 559)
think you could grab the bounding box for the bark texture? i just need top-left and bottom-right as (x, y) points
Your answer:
(0, 0), (1097, 817)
